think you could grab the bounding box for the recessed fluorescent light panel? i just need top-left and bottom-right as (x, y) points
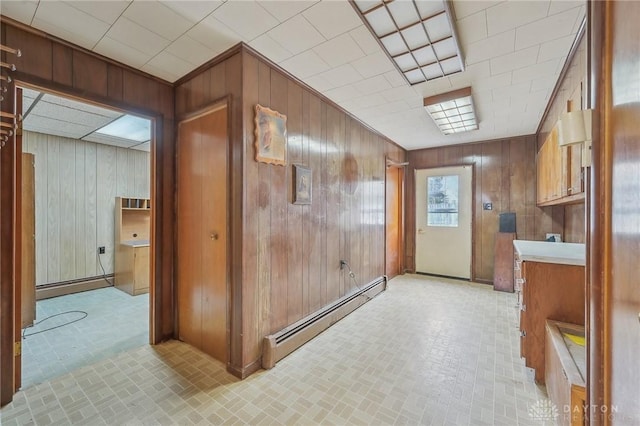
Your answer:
(96, 114), (150, 142)
(424, 87), (478, 135)
(352, 0), (464, 85)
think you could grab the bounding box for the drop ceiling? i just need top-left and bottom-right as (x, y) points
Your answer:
(22, 88), (151, 151)
(2, 0), (586, 150)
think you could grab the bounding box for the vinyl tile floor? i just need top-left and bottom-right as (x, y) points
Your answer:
(20, 286), (149, 389)
(2, 275), (552, 425)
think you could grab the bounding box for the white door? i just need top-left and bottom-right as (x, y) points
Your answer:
(415, 165), (472, 279)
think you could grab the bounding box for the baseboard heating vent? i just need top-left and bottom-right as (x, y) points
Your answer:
(262, 276), (387, 369)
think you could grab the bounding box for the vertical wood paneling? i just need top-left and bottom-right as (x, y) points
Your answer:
(408, 136), (538, 282)
(59, 139), (75, 280)
(22, 131), (150, 285)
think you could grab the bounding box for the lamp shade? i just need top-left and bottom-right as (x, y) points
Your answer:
(558, 109), (592, 146)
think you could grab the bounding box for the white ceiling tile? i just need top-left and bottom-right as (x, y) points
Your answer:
(315, 64), (362, 88)
(490, 46), (539, 75)
(65, 1), (132, 25)
(165, 35), (216, 67)
(32, 2), (111, 50)
(352, 94), (386, 111)
(186, 16), (242, 56)
(160, 0), (224, 23)
(456, 11), (487, 45)
(94, 36), (153, 69)
(313, 33), (365, 68)
(105, 17), (171, 57)
(537, 34), (576, 62)
(0, 0), (38, 25)
(259, 0), (318, 23)
(531, 75), (557, 92)
(249, 35), (293, 64)
(302, 0), (362, 40)
(492, 81), (532, 101)
(280, 50), (330, 79)
(515, 8), (582, 50)
(130, 141), (151, 152)
(25, 114), (95, 139)
(486, 1), (550, 36)
(379, 86), (419, 103)
(144, 51), (194, 82)
(350, 51), (394, 79)
(353, 75), (392, 95)
(123, 1), (193, 41)
(465, 30), (515, 65)
(83, 133), (138, 148)
(473, 71), (512, 91)
(548, 0), (584, 16)
(31, 101), (113, 129)
(323, 86), (363, 103)
(452, 1), (501, 19)
(140, 62), (182, 83)
(213, 1), (279, 41)
(267, 15), (326, 55)
(512, 58), (561, 84)
(571, 6), (586, 33)
(303, 74), (336, 92)
(42, 94), (121, 118)
(383, 70), (407, 88)
(349, 26), (380, 56)
(413, 77), (453, 98)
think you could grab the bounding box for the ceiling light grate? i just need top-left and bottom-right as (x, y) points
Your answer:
(424, 87), (478, 135)
(351, 0), (465, 85)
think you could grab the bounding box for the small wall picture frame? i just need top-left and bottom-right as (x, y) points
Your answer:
(293, 164), (312, 205)
(255, 104), (287, 166)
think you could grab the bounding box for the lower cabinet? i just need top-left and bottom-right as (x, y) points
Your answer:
(516, 256), (585, 383)
(115, 243), (150, 296)
(545, 320), (586, 426)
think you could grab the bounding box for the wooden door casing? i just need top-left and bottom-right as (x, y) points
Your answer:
(21, 153), (36, 328)
(385, 166), (403, 279)
(177, 105), (228, 363)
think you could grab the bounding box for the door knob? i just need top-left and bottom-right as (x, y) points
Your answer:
(210, 232), (219, 240)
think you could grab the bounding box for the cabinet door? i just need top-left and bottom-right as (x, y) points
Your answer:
(566, 144), (584, 196)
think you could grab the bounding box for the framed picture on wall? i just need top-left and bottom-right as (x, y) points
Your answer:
(255, 104), (287, 166)
(293, 164), (312, 205)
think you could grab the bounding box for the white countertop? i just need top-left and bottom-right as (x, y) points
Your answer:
(121, 239), (150, 248)
(513, 240), (585, 266)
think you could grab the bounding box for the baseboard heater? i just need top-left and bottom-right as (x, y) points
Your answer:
(262, 275), (387, 369)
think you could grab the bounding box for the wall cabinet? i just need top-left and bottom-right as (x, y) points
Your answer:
(537, 128), (585, 206)
(516, 253), (585, 383)
(114, 197), (151, 296)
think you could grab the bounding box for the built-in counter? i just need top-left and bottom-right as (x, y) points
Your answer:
(513, 239), (585, 383)
(513, 240), (585, 266)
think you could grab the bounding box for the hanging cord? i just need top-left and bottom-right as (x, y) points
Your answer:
(97, 250), (114, 286)
(340, 260), (371, 301)
(22, 310), (88, 338)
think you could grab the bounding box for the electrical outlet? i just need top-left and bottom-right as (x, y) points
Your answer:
(483, 202), (493, 211)
(98, 246), (105, 254)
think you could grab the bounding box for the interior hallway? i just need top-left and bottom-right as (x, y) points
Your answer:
(1, 275), (547, 425)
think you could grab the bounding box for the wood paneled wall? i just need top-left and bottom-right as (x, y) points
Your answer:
(22, 131), (150, 285)
(538, 31), (587, 244)
(0, 17), (175, 403)
(174, 45), (406, 376)
(241, 49), (405, 372)
(407, 136), (553, 282)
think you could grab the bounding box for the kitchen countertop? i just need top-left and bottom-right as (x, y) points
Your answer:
(121, 239), (150, 248)
(513, 240), (585, 266)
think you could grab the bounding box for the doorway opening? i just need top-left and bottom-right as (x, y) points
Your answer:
(18, 85), (154, 389)
(385, 161), (405, 279)
(415, 165), (473, 280)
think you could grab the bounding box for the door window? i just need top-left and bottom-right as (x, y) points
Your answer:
(427, 175), (459, 227)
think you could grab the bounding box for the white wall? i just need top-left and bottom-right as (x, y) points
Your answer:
(23, 131), (150, 285)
